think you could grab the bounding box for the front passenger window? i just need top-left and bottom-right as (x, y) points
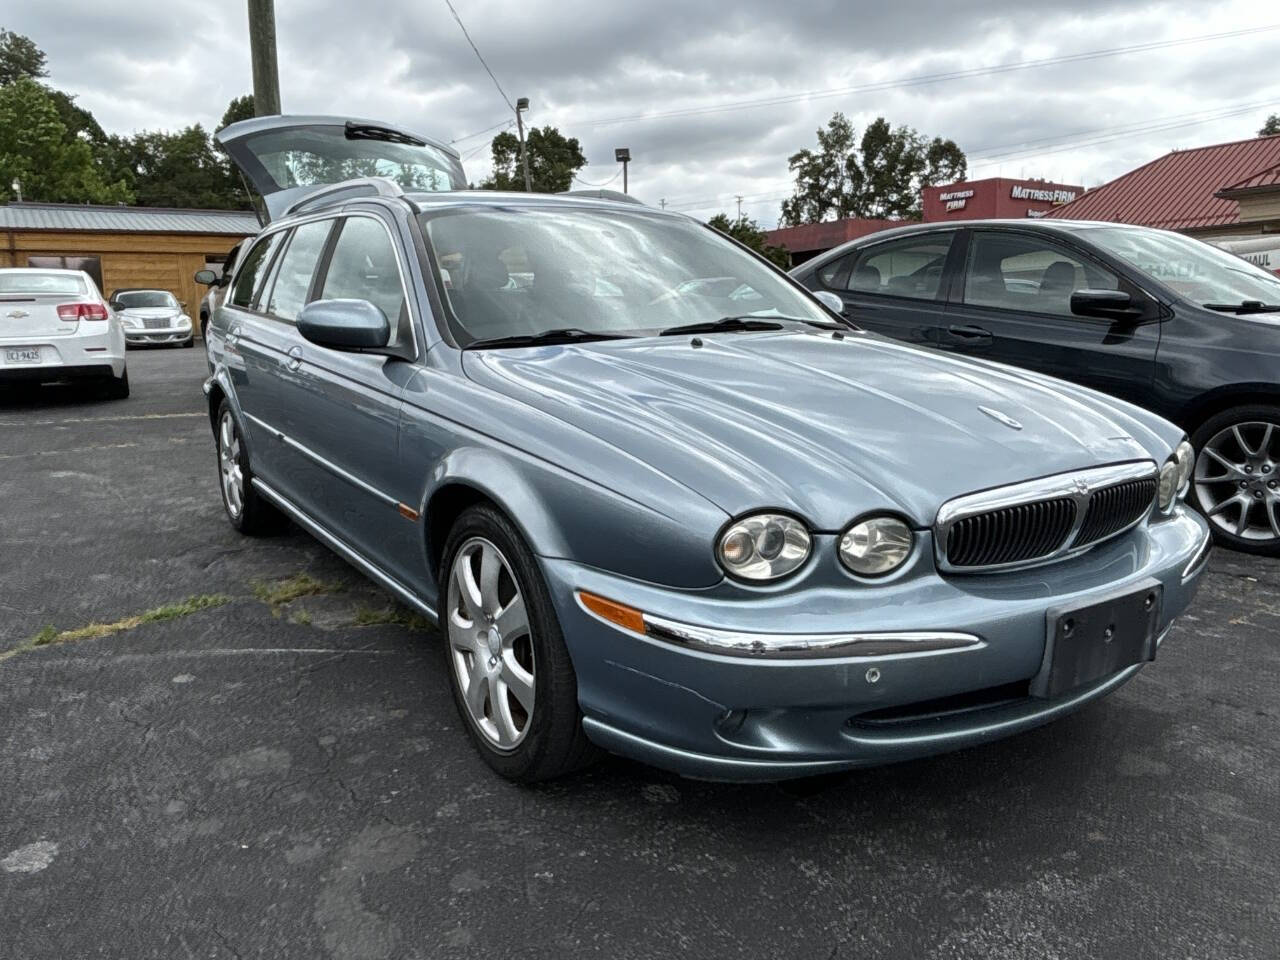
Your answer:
(964, 232), (1120, 317)
(265, 220), (333, 322)
(320, 217), (407, 344)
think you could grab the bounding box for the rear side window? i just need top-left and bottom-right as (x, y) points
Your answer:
(848, 233), (955, 300)
(230, 232), (284, 308)
(265, 220), (333, 322)
(319, 217), (407, 344)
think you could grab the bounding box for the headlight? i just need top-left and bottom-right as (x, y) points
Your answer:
(121, 317), (140, 328)
(1157, 458), (1179, 513)
(717, 513), (810, 581)
(176, 314), (191, 327)
(1174, 440), (1194, 494)
(839, 515), (914, 576)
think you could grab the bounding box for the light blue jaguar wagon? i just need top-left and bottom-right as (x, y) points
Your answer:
(202, 116), (1210, 781)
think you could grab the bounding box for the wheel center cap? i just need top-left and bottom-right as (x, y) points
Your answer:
(485, 625), (503, 658)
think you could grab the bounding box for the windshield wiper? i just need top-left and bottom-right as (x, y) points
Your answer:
(344, 121), (426, 147)
(1203, 300), (1280, 315)
(462, 328), (635, 350)
(659, 315), (787, 337)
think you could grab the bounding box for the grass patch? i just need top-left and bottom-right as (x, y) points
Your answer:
(252, 573), (342, 609)
(289, 610), (313, 626)
(351, 605), (434, 632)
(3, 595), (231, 663)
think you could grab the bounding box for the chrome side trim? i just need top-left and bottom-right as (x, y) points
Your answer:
(252, 478), (437, 621)
(639, 612), (984, 660)
(935, 460), (1158, 574)
(243, 412), (399, 508)
(1182, 527), (1213, 583)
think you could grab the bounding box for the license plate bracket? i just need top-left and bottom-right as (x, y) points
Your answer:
(1032, 578), (1162, 699)
(4, 347), (41, 364)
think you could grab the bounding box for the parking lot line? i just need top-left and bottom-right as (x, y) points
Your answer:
(0, 412), (206, 428)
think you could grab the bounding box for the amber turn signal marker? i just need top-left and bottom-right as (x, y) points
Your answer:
(577, 591), (647, 635)
(398, 503), (420, 521)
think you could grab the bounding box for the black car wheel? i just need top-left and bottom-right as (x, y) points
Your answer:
(102, 367), (130, 400)
(439, 504), (598, 782)
(214, 400), (287, 535)
(1191, 404), (1280, 556)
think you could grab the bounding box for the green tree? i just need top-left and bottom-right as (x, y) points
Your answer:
(121, 125), (246, 209)
(780, 112), (966, 225)
(1261, 114), (1280, 136)
(219, 94), (255, 131)
(707, 213), (791, 269)
(0, 78), (130, 203)
(481, 126), (586, 193)
(0, 28), (47, 85)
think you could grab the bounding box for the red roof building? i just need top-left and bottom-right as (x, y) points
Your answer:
(764, 218), (903, 265)
(1045, 134), (1280, 237)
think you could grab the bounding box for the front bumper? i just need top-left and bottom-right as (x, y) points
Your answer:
(543, 506), (1211, 781)
(124, 325), (192, 345)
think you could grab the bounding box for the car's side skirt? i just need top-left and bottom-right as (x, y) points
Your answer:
(252, 478), (438, 623)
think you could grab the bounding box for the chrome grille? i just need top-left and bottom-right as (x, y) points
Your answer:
(143, 317), (169, 329)
(1075, 477), (1157, 547)
(935, 461), (1159, 574)
(945, 497), (1077, 568)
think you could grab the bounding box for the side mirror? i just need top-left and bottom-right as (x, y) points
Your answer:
(297, 299), (391, 351)
(1071, 289), (1142, 321)
(812, 290), (845, 315)
(194, 269), (218, 286)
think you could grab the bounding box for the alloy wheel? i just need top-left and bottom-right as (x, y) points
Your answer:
(218, 411), (245, 520)
(1193, 420), (1280, 542)
(446, 537), (535, 751)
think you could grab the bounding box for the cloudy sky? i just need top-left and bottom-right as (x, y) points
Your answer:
(10, 0), (1280, 226)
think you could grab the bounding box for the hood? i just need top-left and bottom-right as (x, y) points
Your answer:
(463, 330), (1163, 530)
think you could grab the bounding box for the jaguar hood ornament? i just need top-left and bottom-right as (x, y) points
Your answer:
(978, 405), (1024, 431)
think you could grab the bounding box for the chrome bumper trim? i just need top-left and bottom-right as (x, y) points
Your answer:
(639, 612), (985, 660)
(1182, 527), (1213, 583)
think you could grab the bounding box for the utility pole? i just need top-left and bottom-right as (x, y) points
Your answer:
(247, 0), (282, 116)
(515, 97), (532, 192)
(659, 199), (666, 210)
(615, 148), (631, 194)
(735, 195), (744, 219)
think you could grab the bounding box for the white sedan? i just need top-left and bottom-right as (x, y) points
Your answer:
(0, 268), (129, 398)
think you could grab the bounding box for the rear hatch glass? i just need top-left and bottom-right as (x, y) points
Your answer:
(217, 116), (466, 222)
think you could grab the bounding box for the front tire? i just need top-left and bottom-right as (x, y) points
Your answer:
(439, 504), (597, 782)
(1191, 404), (1280, 556)
(214, 401), (287, 536)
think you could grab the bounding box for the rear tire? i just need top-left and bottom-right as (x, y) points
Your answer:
(1190, 404), (1280, 556)
(182, 338), (194, 348)
(214, 400), (287, 536)
(102, 367), (130, 400)
(439, 504), (598, 782)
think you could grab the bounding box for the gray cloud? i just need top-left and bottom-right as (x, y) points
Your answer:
(7, 0), (1279, 225)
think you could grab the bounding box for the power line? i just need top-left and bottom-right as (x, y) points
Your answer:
(460, 127), (510, 162)
(441, 0), (516, 113)
(572, 169), (623, 188)
(451, 118), (514, 145)
(577, 25), (1280, 129)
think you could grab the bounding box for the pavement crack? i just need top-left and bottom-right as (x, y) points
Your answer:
(210, 926), (245, 960)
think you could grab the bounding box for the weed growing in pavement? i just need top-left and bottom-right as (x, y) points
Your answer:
(3, 595), (232, 663)
(251, 573), (342, 612)
(351, 605), (434, 632)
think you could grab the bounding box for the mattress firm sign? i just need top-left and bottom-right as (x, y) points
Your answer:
(1011, 184), (1078, 204)
(940, 188), (975, 212)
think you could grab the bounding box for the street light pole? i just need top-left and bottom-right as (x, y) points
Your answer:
(615, 147), (631, 194)
(515, 97), (532, 192)
(247, 0), (282, 116)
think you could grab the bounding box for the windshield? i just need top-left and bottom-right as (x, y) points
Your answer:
(115, 291), (177, 308)
(0, 272), (86, 295)
(1089, 226), (1280, 307)
(419, 206), (828, 344)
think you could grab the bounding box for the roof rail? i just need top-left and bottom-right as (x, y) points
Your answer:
(284, 177), (417, 217)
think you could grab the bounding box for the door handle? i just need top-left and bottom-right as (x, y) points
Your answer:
(286, 345), (303, 371)
(947, 324), (993, 341)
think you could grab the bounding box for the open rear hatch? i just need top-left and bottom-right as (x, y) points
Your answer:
(216, 115), (467, 223)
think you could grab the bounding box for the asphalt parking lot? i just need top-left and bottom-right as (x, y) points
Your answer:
(2, 348), (1278, 959)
